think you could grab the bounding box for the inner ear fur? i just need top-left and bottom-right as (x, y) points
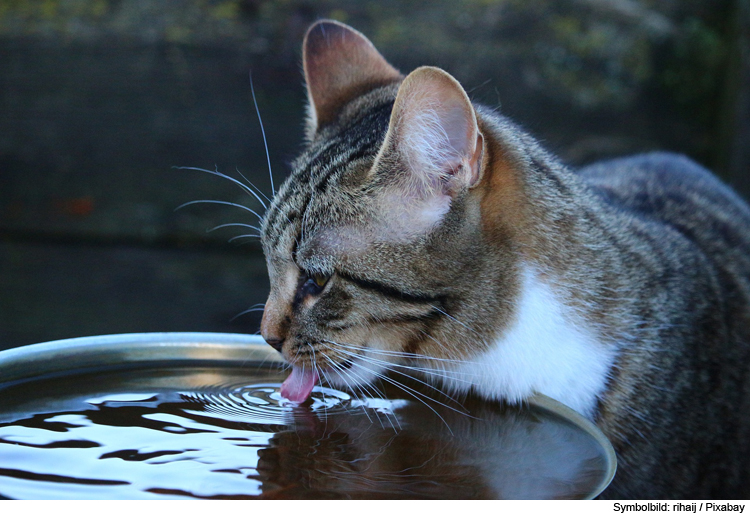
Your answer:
(378, 66), (484, 195)
(303, 20), (403, 133)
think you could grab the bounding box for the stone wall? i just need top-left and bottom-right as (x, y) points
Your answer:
(1, 0), (747, 349)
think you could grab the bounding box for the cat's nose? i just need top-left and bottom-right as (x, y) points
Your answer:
(264, 337), (285, 352)
(261, 298), (289, 353)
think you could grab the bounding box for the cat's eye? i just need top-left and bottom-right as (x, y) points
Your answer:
(300, 271), (331, 297)
(312, 273), (329, 288)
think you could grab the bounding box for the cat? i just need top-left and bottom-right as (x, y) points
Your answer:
(258, 19), (750, 499)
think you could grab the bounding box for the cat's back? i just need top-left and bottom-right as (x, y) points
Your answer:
(580, 152), (750, 276)
(579, 152), (750, 498)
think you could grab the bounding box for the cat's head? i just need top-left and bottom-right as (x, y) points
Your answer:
(260, 20), (519, 402)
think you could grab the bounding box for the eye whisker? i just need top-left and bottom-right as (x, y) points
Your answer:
(235, 167), (271, 204)
(249, 72), (275, 197)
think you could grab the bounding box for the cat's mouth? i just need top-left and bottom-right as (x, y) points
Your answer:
(279, 336), (403, 404)
(280, 365), (320, 403)
(279, 347), (357, 403)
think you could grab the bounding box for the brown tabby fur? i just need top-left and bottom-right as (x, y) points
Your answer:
(260, 20), (750, 499)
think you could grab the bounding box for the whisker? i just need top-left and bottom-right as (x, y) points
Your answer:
(309, 345), (333, 433)
(309, 343), (324, 419)
(352, 362), (457, 433)
(322, 340), (472, 366)
(249, 72), (275, 197)
(340, 368), (401, 431)
(334, 349), (468, 416)
(417, 331), (472, 366)
(227, 233), (261, 242)
(235, 167), (271, 204)
(325, 363), (380, 426)
(292, 344), (303, 363)
(231, 303), (266, 322)
(429, 304), (487, 345)
(342, 369), (400, 431)
(173, 166), (268, 210)
(364, 353), (472, 386)
(331, 344), (472, 383)
(329, 346), (470, 414)
(175, 199), (263, 222)
(207, 223), (262, 234)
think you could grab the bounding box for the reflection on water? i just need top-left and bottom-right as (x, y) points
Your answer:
(0, 367), (610, 499)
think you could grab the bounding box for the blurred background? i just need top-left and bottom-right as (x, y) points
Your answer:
(1, 0), (748, 350)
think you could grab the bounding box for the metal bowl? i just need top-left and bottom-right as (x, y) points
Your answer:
(0, 332), (616, 499)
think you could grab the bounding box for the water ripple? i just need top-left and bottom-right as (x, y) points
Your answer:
(179, 382), (358, 426)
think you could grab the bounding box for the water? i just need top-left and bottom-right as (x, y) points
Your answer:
(0, 365), (611, 499)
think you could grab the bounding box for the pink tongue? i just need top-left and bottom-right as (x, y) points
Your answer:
(280, 366), (319, 403)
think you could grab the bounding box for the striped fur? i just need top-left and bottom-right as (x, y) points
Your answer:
(259, 20), (750, 498)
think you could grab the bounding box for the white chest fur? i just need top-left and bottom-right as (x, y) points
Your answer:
(443, 267), (616, 418)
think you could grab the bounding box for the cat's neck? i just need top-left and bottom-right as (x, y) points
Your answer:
(442, 265), (617, 418)
(478, 109), (633, 332)
(447, 110), (630, 416)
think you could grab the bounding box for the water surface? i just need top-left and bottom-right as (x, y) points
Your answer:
(0, 366), (610, 499)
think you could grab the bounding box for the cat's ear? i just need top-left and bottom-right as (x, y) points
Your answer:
(372, 66), (484, 238)
(303, 20), (402, 136)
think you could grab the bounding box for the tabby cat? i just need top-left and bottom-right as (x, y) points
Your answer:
(259, 20), (750, 499)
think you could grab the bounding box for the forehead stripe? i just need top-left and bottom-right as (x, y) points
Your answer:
(263, 103), (392, 244)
